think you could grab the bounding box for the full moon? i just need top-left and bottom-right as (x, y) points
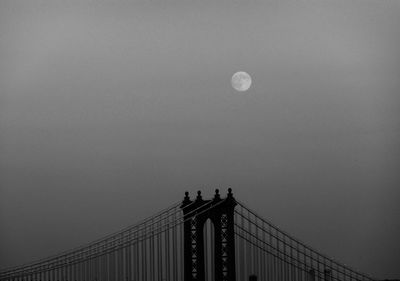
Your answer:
(231, 71), (252, 92)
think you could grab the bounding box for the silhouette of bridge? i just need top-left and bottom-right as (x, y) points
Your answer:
(0, 189), (375, 281)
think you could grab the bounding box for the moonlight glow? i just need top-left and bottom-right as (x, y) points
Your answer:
(231, 71), (252, 92)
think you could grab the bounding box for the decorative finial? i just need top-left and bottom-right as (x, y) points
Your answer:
(214, 189), (220, 200)
(196, 190), (202, 200)
(227, 188), (233, 197)
(182, 191), (191, 205)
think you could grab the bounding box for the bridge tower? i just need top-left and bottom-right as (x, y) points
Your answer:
(181, 189), (237, 281)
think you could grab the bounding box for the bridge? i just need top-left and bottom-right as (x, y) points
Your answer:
(0, 189), (374, 281)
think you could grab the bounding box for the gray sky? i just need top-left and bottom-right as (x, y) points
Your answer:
(1, 0), (399, 278)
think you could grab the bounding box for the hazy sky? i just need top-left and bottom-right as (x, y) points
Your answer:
(1, 0), (399, 278)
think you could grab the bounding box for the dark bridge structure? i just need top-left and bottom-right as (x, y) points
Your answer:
(0, 189), (374, 281)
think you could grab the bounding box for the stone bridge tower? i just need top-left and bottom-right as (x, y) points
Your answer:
(181, 189), (237, 281)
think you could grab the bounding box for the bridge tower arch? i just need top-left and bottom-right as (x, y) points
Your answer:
(181, 189), (237, 281)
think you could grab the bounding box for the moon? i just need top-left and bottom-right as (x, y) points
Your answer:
(231, 71), (252, 92)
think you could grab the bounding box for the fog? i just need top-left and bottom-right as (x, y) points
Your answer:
(1, 1), (399, 278)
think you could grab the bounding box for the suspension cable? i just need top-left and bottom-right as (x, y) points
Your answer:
(235, 201), (375, 280)
(1, 198), (226, 279)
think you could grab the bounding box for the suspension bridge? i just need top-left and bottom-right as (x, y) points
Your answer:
(0, 189), (375, 281)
